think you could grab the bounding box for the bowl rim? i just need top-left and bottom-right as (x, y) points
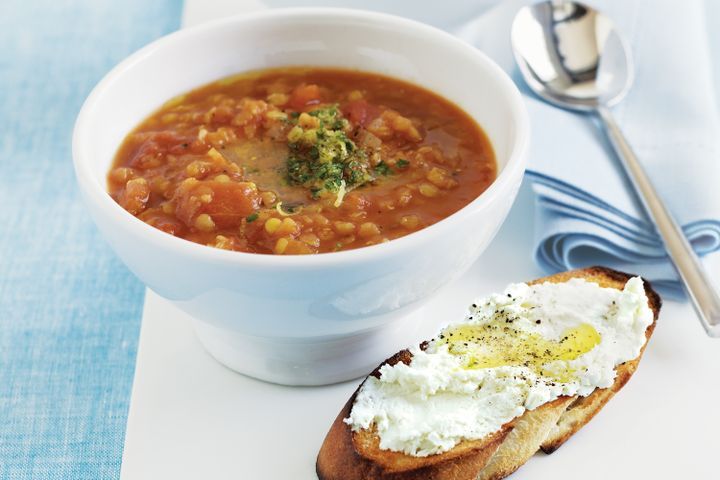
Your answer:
(72, 7), (530, 269)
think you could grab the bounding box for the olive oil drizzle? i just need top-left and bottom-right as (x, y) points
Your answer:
(437, 322), (601, 382)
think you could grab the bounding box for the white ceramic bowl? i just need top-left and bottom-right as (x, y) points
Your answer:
(73, 8), (529, 386)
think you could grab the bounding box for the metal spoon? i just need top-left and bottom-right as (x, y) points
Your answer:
(511, 0), (720, 336)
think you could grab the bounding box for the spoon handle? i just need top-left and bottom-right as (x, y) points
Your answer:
(596, 105), (720, 336)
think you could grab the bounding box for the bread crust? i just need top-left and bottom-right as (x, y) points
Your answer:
(317, 267), (660, 480)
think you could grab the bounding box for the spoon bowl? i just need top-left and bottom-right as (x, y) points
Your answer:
(511, 1), (633, 110)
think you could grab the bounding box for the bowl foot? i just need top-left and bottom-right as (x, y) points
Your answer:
(189, 309), (430, 386)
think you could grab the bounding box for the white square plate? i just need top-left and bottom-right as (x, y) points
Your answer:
(120, 183), (720, 479)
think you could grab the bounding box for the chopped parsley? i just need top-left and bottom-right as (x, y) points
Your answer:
(285, 105), (374, 203)
(373, 161), (392, 176)
(395, 158), (410, 169)
(246, 212), (259, 223)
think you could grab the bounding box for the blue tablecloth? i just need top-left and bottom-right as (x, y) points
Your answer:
(0, 1), (181, 478)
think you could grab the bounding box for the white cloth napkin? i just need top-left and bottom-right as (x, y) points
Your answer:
(455, 0), (720, 297)
(191, 0), (720, 298)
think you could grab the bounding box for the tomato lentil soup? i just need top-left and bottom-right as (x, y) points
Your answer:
(108, 68), (496, 254)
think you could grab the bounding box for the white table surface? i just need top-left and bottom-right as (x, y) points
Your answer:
(120, 2), (720, 479)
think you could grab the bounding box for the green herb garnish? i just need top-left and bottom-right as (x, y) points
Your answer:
(374, 161), (392, 176)
(285, 105), (374, 204)
(396, 158), (410, 169)
(246, 213), (259, 223)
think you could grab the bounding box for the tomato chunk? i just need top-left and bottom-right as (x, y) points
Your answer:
(343, 99), (368, 126)
(141, 211), (186, 236)
(342, 99), (381, 127)
(118, 178), (150, 215)
(289, 84), (321, 110)
(174, 180), (261, 230)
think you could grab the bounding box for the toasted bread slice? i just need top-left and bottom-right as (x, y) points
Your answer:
(317, 267), (661, 480)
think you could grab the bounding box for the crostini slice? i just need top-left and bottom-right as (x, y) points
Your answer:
(317, 267), (661, 480)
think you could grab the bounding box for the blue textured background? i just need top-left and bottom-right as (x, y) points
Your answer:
(0, 1), (182, 477)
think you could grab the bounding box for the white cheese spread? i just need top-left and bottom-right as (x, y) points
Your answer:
(345, 277), (653, 457)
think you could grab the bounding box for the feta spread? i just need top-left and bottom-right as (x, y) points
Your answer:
(345, 277), (653, 457)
